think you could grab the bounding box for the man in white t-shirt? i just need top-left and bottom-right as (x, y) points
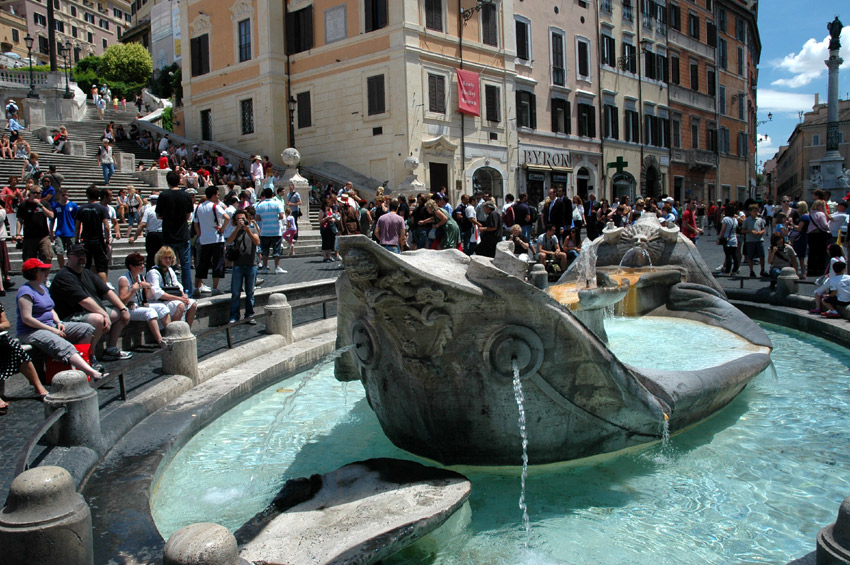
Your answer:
(129, 192), (163, 271)
(829, 200), (848, 245)
(192, 186), (229, 297)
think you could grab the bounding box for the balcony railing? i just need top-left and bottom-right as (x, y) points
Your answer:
(687, 148), (717, 170)
(600, 0), (613, 14)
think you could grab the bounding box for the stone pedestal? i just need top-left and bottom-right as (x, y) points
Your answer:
(45, 370), (103, 452)
(23, 98), (45, 129)
(264, 293), (293, 344)
(0, 466), (93, 565)
(163, 523), (245, 565)
(136, 168), (169, 189)
(162, 322), (199, 385)
(776, 267), (799, 300)
(117, 152), (135, 172)
(65, 141), (86, 156)
(530, 263), (548, 289)
(817, 496), (850, 564)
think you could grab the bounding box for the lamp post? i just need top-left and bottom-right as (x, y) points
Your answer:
(24, 34), (37, 99)
(288, 95), (297, 148)
(756, 113), (772, 127)
(59, 41), (72, 99)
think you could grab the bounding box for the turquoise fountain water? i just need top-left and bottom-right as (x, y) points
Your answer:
(151, 320), (850, 563)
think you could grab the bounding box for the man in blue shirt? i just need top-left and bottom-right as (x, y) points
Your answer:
(51, 188), (78, 268)
(255, 188), (286, 274)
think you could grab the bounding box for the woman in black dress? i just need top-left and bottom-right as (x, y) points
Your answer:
(0, 303), (49, 413)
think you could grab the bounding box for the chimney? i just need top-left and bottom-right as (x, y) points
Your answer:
(814, 93), (819, 107)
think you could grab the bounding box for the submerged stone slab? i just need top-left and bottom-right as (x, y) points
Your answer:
(237, 458), (471, 565)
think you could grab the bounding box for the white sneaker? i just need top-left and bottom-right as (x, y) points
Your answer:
(275, 266), (287, 274)
(107, 282), (115, 290)
(198, 284), (212, 293)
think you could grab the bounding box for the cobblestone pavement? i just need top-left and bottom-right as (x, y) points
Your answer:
(0, 232), (787, 500)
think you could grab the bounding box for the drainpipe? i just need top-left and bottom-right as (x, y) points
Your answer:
(285, 2), (293, 149)
(595, 0), (605, 201)
(458, 0), (466, 195)
(636, 8), (645, 201)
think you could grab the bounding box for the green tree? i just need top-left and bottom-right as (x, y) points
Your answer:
(161, 106), (174, 133)
(99, 43), (152, 85)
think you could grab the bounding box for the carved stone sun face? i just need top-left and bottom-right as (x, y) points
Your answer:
(616, 219), (670, 266)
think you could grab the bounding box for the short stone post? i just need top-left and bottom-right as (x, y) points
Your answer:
(817, 495), (850, 564)
(530, 264), (548, 290)
(163, 522), (247, 565)
(162, 322), (199, 385)
(0, 466), (93, 565)
(45, 370), (103, 452)
(264, 293), (293, 344)
(776, 266), (799, 300)
(23, 98), (45, 129)
(117, 152), (135, 172)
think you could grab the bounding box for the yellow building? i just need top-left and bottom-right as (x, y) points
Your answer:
(178, 0), (517, 201)
(0, 8), (28, 62)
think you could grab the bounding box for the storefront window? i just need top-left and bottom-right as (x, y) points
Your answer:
(473, 167), (504, 199)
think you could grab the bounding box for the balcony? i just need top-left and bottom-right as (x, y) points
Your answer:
(667, 28), (715, 59)
(687, 149), (717, 170)
(669, 84), (716, 113)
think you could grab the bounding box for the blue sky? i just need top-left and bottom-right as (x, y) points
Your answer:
(755, 3), (849, 166)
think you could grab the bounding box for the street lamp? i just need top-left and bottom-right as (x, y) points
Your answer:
(460, 0), (499, 24)
(756, 112), (773, 126)
(288, 95), (297, 148)
(24, 34), (37, 99)
(59, 41), (72, 99)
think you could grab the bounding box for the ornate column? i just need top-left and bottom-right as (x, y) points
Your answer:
(817, 17), (846, 198)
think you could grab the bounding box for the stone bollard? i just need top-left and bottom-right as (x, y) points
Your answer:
(23, 98), (46, 128)
(163, 522), (248, 565)
(530, 264), (548, 290)
(817, 495), (850, 564)
(265, 293), (293, 344)
(0, 466), (93, 565)
(45, 370), (103, 452)
(117, 152), (135, 172)
(162, 322), (199, 385)
(776, 266), (799, 300)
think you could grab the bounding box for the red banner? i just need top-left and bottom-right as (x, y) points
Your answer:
(456, 69), (480, 116)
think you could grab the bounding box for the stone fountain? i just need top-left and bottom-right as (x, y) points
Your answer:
(334, 214), (772, 466)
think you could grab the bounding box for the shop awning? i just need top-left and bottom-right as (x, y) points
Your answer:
(522, 164), (573, 173)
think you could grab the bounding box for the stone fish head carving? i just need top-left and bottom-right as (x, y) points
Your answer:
(610, 214), (680, 266)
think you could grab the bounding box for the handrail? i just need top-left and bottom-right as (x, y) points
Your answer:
(14, 407), (66, 476)
(12, 290), (338, 479)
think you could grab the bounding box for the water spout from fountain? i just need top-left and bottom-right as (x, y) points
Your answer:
(511, 358), (531, 545)
(619, 247), (653, 269)
(574, 238), (598, 289)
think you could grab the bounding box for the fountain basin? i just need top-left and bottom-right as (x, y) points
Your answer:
(334, 236), (771, 466)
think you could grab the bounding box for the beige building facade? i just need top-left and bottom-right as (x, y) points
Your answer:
(179, 0), (517, 202)
(0, 8), (29, 61)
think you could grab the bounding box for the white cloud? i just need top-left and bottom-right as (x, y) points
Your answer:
(757, 143), (779, 163)
(757, 89), (814, 112)
(770, 27), (850, 88)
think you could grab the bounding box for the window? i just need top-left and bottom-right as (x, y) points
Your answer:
(38, 36), (49, 54)
(87, 31), (93, 43)
(736, 18), (746, 42)
(720, 126), (730, 153)
(738, 92), (745, 120)
(670, 54), (680, 84)
(34, 13), (47, 26)
(719, 85), (726, 114)
(485, 85), (500, 123)
(689, 60), (699, 91)
(672, 114), (681, 147)
(70, 6), (76, 16)
(190, 34), (210, 76)
(427, 73), (446, 114)
(238, 19), (251, 62)
(706, 68), (715, 96)
(707, 123), (718, 152)
(11, 29), (18, 42)
(114, 8), (122, 18)
(718, 9), (726, 33)
(706, 21), (716, 47)
(99, 18), (109, 30)
(54, 21), (64, 33)
(669, 3), (680, 30)
(719, 38), (727, 69)
(551, 30), (565, 86)
(367, 74), (385, 115)
(623, 0), (634, 22)
(737, 131), (747, 157)
(705, 0), (713, 10)
(240, 99), (254, 135)
(517, 91), (536, 129)
(625, 108), (640, 142)
(481, 3), (497, 46)
(691, 119), (700, 149)
(604, 103), (619, 139)
(200, 109), (212, 141)
(601, 34), (616, 67)
(812, 134), (821, 146)
(644, 47), (656, 80)
(577, 103), (596, 137)
(688, 13), (699, 40)
(297, 92), (311, 128)
(515, 18), (530, 61)
(425, 0), (442, 32)
(737, 46), (744, 76)
(623, 41), (637, 73)
(102, 38), (107, 49)
(659, 113), (670, 148)
(286, 6), (313, 54)
(365, 0), (387, 33)
(551, 97), (569, 133)
(72, 26), (78, 38)
(601, 0), (613, 14)
(644, 111), (657, 146)
(657, 51), (668, 82)
(577, 39), (590, 79)
(85, 13), (95, 24)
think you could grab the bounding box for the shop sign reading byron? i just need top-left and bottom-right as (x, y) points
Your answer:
(522, 149), (571, 168)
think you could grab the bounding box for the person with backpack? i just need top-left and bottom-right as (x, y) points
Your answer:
(226, 208), (260, 324)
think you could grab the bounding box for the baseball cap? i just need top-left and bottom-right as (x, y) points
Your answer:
(68, 243), (88, 255)
(21, 258), (51, 271)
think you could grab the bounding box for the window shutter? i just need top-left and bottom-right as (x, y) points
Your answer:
(426, 0), (442, 31)
(516, 21), (528, 60)
(485, 85), (500, 122)
(578, 41), (589, 76)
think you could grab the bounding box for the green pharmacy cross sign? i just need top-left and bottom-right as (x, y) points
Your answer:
(607, 156), (629, 173)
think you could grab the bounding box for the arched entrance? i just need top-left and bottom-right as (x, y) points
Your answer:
(612, 172), (635, 200)
(640, 156), (662, 198)
(473, 167), (503, 197)
(576, 167), (590, 199)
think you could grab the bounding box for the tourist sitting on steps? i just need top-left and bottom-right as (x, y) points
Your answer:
(117, 253), (169, 347)
(0, 302), (49, 413)
(817, 261), (850, 319)
(145, 246), (197, 327)
(534, 224), (568, 272)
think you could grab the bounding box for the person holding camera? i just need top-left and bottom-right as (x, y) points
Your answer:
(226, 208), (260, 324)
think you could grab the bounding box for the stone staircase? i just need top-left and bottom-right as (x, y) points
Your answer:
(4, 102), (323, 271)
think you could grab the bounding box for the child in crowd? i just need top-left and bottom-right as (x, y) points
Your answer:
(811, 245), (847, 315)
(819, 261), (850, 319)
(767, 233), (799, 290)
(282, 207), (297, 256)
